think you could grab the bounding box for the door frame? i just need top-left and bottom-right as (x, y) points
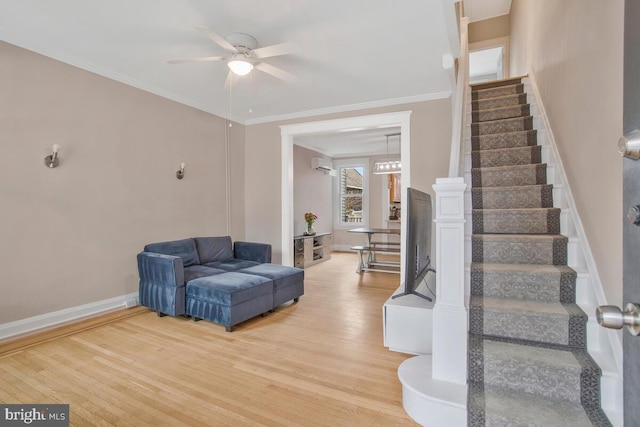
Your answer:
(280, 111), (412, 279)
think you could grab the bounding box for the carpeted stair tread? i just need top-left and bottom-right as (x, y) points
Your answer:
(469, 337), (586, 404)
(472, 163), (546, 188)
(469, 296), (586, 347)
(472, 207), (560, 234)
(472, 83), (524, 101)
(472, 104), (531, 123)
(472, 93), (528, 112)
(471, 115), (533, 136)
(469, 382), (606, 427)
(472, 233), (567, 265)
(471, 129), (538, 151)
(471, 262), (576, 302)
(471, 145), (542, 168)
(471, 184), (553, 209)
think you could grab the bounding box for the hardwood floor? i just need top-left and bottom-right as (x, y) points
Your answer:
(0, 252), (417, 426)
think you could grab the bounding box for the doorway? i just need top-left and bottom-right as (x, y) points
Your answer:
(280, 111), (412, 282)
(469, 36), (510, 82)
(469, 46), (504, 83)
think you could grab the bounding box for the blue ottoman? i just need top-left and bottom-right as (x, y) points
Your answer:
(238, 264), (304, 308)
(186, 272), (273, 332)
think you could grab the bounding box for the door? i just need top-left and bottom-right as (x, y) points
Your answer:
(622, 1), (640, 424)
(599, 1), (640, 424)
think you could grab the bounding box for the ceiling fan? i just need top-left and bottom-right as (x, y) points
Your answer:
(168, 26), (299, 83)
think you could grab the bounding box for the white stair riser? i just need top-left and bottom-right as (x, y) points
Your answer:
(553, 184), (568, 209)
(567, 238), (585, 269)
(560, 209), (575, 237)
(576, 273), (595, 308)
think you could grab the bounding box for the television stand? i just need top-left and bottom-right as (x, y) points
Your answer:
(391, 267), (435, 301)
(391, 290), (432, 302)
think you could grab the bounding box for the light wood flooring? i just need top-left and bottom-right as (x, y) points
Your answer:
(0, 251), (418, 426)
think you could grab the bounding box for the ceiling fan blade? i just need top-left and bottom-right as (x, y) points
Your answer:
(195, 26), (237, 53)
(255, 62), (298, 83)
(251, 41), (299, 59)
(167, 56), (225, 64)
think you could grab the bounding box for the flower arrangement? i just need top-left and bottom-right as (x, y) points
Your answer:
(304, 212), (317, 225)
(304, 212), (317, 235)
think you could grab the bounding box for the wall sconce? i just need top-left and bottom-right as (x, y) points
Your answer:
(176, 162), (186, 179)
(44, 144), (61, 168)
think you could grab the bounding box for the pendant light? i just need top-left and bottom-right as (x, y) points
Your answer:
(373, 133), (401, 174)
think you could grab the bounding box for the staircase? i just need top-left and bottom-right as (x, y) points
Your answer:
(465, 77), (612, 426)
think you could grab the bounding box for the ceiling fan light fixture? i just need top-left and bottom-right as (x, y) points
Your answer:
(228, 58), (254, 76)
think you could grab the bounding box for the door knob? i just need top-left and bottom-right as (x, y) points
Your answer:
(596, 303), (640, 336)
(628, 205), (640, 225)
(618, 129), (640, 159)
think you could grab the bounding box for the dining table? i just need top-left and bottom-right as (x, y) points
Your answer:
(348, 227), (401, 273)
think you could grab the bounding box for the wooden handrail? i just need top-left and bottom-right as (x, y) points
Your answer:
(447, 17), (469, 178)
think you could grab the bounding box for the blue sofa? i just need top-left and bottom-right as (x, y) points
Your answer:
(137, 236), (304, 331)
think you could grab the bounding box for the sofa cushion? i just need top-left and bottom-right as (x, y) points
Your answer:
(186, 272), (273, 306)
(194, 236), (233, 264)
(144, 238), (200, 267)
(234, 241), (272, 263)
(204, 259), (260, 272)
(238, 264), (304, 289)
(184, 265), (226, 283)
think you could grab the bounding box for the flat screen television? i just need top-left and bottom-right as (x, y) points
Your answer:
(392, 187), (435, 301)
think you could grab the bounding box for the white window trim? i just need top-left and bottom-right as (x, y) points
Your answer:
(334, 158), (369, 229)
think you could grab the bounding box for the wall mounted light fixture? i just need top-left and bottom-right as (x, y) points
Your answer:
(44, 144), (61, 168)
(176, 162), (186, 179)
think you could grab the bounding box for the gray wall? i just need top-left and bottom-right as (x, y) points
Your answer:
(293, 146), (333, 236)
(510, 0), (624, 305)
(245, 98), (452, 262)
(0, 41), (453, 325)
(0, 42), (244, 323)
(469, 14), (510, 44)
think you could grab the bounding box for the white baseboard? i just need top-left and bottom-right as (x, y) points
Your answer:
(0, 292), (139, 340)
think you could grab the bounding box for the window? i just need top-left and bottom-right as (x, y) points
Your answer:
(335, 159), (369, 227)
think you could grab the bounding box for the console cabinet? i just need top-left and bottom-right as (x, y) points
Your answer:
(383, 290), (434, 355)
(293, 232), (332, 268)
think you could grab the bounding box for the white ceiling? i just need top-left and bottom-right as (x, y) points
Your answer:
(0, 0), (509, 157)
(295, 126), (402, 158)
(465, 0), (511, 22)
(0, 0), (459, 126)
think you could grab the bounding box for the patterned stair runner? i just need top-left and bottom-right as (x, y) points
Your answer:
(467, 77), (612, 426)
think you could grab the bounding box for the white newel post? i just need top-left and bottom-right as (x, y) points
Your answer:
(432, 177), (467, 384)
